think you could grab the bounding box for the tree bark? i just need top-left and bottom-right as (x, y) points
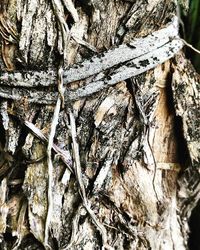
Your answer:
(0, 0), (199, 250)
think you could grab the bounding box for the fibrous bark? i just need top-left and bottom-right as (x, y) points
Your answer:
(0, 0), (199, 250)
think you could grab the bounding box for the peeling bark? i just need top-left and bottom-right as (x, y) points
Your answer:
(0, 0), (199, 249)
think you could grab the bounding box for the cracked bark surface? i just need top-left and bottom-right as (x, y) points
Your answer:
(0, 0), (199, 249)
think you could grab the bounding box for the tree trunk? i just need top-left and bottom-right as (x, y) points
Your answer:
(0, 0), (199, 249)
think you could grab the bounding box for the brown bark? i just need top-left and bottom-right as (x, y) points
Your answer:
(0, 0), (199, 249)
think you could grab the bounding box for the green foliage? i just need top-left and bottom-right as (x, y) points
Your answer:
(186, 0), (200, 72)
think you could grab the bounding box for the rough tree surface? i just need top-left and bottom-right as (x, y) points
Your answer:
(0, 0), (199, 250)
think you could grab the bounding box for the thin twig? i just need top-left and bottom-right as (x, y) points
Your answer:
(62, 0), (79, 23)
(44, 97), (62, 248)
(51, 0), (70, 63)
(146, 127), (160, 202)
(69, 110), (110, 249)
(180, 38), (200, 55)
(57, 67), (65, 108)
(24, 121), (73, 172)
(133, 82), (160, 202)
(44, 65), (66, 247)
